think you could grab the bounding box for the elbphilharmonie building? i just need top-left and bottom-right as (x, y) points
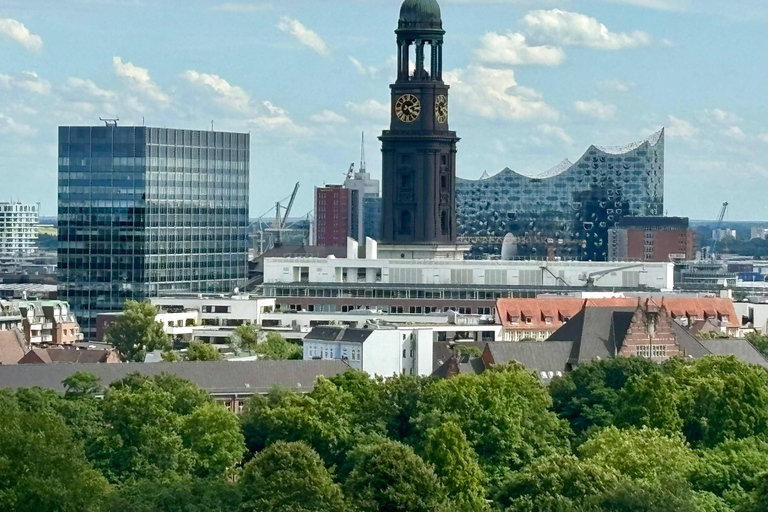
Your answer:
(456, 129), (665, 260)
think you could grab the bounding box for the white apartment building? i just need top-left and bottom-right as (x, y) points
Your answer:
(0, 202), (39, 255)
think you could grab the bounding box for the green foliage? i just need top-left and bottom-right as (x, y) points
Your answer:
(695, 331), (731, 340)
(105, 478), (241, 512)
(0, 391), (110, 512)
(456, 344), (483, 357)
(745, 332), (768, 358)
(414, 363), (570, 486)
(104, 300), (172, 362)
(616, 372), (683, 434)
(715, 236), (768, 258)
(577, 426), (696, 482)
(344, 438), (448, 512)
(162, 350), (182, 362)
(35, 233), (58, 250)
(585, 479), (703, 512)
(549, 357), (659, 437)
(185, 342), (222, 361)
(182, 402), (245, 478)
(494, 454), (620, 512)
(62, 370), (103, 398)
(258, 331), (303, 360)
(422, 421), (488, 511)
(231, 323), (260, 354)
(241, 441), (348, 512)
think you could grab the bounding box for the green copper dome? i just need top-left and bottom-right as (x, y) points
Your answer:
(399, 0), (442, 28)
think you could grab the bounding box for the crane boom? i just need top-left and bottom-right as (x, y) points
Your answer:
(709, 201), (728, 258)
(281, 182), (300, 228)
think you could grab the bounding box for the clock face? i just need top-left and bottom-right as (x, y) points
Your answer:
(395, 94), (421, 123)
(435, 95), (448, 124)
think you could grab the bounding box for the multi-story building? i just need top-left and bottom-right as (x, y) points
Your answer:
(0, 202), (39, 255)
(344, 167), (380, 243)
(712, 228), (737, 241)
(314, 185), (351, 247)
(363, 196), (382, 240)
(750, 227), (768, 240)
(16, 300), (83, 345)
(456, 130), (665, 260)
(608, 217), (696, 262)
(57, 126), (249, 338)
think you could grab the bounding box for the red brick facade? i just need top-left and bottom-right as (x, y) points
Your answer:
(618, 302), (682, 361)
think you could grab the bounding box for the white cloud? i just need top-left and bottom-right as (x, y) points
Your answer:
(522, 9), (655, 49)
(183, 70), (251, 112)
(113, 57), (170, 105)
(759, 133), (768, 144)
(346, 99), (390, 120)
(248, 101), (309, 135)
(475, 31), (565, 66)
(574, 98), (616, 119)
(443, 65), (557, 121)
(666, 115), (698, 139)
(349, 56), (380, 78)
(310, 110), (348, 124)
(721, 126), (745, 140)
(703, 108), (740, 125)
(0, 19), (43, 53)
(277, 17), (329, 56)
(213, 2), (272, 12)
(63, 77), (117, 102)
(0, 71), (51, 95)
(0, 112), (36, 136)
(597, 78), (635, 92)
(538, 124), (574, 145)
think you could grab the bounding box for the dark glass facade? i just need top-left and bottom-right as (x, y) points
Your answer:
(58, 126), (249, 337)
(456, 129), (664, 260)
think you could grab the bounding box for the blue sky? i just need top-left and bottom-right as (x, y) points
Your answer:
(0, 0), (765, 220)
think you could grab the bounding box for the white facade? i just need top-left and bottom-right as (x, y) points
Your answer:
(263, 256), (674, 290)
(303, 327), (434, 377)
(0, 202), (39, 255)
(734, 302), (768, 334)
(750, 227), (768, 240)
(151, 296), (276, 328)
(713, 228), (737, 241)
(344, 169), (379, 243)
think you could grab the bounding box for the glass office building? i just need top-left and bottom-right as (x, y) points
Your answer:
(456, 129), (664, 260)
(58, 126), (249, 338)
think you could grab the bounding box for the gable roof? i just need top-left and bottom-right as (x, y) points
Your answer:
(699, 339), (768, 368)
(0, 360), (350, 395)
(17, 348), (115, 365)
(485, 341), (574, 377)
(305, 327), (374, 343)
(0, 329), (27, 365)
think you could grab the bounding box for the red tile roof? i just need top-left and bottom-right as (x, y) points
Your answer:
(496, 297), (740, 331)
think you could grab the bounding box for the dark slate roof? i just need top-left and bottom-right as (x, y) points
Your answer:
(18, 348), (114, 364)
(432, 341), (487, 370)
(548, 307), (636, 364)
(669, 322), (711, 359)
(699, 339), (768, 368)
(431, 354), (485, 378)
(485, 341), (574, 376)
(0, 360), (349, 395)
(305, 326), (374, 343)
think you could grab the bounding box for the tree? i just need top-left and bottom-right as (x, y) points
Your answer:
(422, 421), (488, 511)
(344, 438), (448, 512)
(161, 350), (182, 362)
(104, 300), (172, 362)
(105, 478), (241, 512)
(577, 426), (696, 482)
(745, 332), (768, 358)
(63, 371), (103, 398)
(413, 363), (569, 486)
(0, 392), (110, 511)
(257, 332), (302, 360)
(549, 357), (659, 437)
(494, 454), (620, 512)
(616, 372), (683, 434)
(241, 441), (349, 512)
(185, 342), (222, 361)
(231, 324), (260, 354)
(182, 402), (245, 478)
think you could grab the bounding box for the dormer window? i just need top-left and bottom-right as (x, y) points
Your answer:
(507, 313), (520, 324)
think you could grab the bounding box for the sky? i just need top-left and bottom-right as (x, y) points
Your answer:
(0, 0), (766, 221)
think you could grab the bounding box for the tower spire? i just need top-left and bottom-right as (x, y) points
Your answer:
(360, 132), (366, 174)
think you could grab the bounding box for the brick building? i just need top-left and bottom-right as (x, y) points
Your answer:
(608, 217), (696, 262)
(315, 185), (351, 247)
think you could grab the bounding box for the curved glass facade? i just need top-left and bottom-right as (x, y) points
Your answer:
(456, 129), (664, 260)
(58, 126), (249, 337)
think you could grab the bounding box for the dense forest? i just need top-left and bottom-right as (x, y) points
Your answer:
(1, 355), (766, 512)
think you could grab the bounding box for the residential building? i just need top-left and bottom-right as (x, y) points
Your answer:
(17, 300), (83, 345)
(0, 202), (39, 256)
(314, 185), (351, 247)
(0, 360), (349, 412)
(494, 296), (741, 341)
(456, 130), (665, 259)
(18, 347), (120, 364)
(58, 126), (250, 338)
(608, 217), (696, 262)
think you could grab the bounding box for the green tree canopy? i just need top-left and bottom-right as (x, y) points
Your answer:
(616, 372), (683, 434)
(344, 438), (448, 512)
(185, 342), (222, 361)
(62, 371), (103, 398)
(231, 324), (260, 354)
(105, 478), (241, 512)
(745, 332), (768, 358)
(104, 300), (172, 362)
(241, 441), (349, 512)
(257, 331), (303, 360)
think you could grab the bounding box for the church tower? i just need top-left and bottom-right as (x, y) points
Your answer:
(379, 0), (462, 254)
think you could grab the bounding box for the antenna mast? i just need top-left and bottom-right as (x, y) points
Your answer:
(360, 132), (366, 174)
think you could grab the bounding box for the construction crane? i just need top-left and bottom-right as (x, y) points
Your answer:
(578, 263), (645, 288)
(709, 201), (728, 259)
(274, 182), (300, 247)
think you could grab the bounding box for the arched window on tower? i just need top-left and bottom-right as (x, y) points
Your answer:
(399, 210), (412, 235)
(441, 210), (449, 235)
